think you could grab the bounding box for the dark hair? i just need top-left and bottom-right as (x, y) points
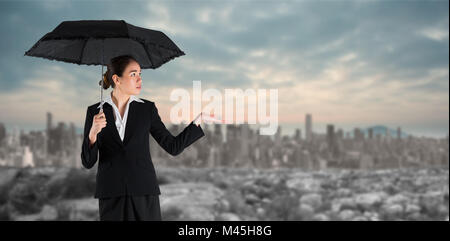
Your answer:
(101, 55), (138, 89)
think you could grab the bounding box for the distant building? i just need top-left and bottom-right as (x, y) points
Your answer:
(241, 124), (251, 165)
(46, 112), (52, 156)
(0, 122), (6, 145)
(305, 114), (312, 141)
(274, 126), (282, 146)
(43, 112), (79, 167)
(212, 123), (224, 145)
(294, 128), (302, 142)
(326, 124), (335, 153)
(22, 146), (34, 167)
(354, 128), (364, 142)
(337, 128), (344, 140)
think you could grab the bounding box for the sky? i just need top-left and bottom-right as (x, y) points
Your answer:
(0, 0), (448, 138)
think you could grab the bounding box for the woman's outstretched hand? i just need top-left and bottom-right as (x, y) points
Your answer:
(193, 112), (225, 126)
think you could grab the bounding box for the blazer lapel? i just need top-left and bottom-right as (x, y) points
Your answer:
(122, 101), (138, 146)
(104, 103), (124, 147)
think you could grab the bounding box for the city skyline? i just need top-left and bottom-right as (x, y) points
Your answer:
(0, 110), (447, 147)
(1, 109), (447, 170)
(0, 110), (447, 139)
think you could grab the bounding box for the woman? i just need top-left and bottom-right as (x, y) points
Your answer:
(81, 55), (218, 221)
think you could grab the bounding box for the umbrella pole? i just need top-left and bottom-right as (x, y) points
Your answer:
(100, 39), (104, 113)
(100, 64), (104, 113)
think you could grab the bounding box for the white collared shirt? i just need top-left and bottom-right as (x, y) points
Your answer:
(98, 91), (144, 141)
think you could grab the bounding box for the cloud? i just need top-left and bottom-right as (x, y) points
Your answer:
(0, 64), (98, 128)
(417, 26), (449, 41)
(0, 0), (448, 137)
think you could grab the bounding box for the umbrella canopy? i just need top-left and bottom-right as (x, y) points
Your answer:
(24, 20), (185, 111)
(24, 20), (185, 69)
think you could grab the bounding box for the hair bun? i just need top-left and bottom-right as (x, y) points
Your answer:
(102, 69), (111, 89)
(99, 55), (136, 90)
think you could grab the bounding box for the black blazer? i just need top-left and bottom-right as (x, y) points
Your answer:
(80, 99), (205, 198)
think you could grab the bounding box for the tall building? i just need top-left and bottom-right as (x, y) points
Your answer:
(305, 114), (312, 141)
(326, 124), (335, 149)
(47, 112), (53, 131)
(46, 112), (52, 157)
(225, 125), (241, 166)
(336, 128), (344, 140)
(354, 128), (364, 142)
(74, 134), (83, 168)
(43, 112), (80, 167)
(275, 126), (282, 146)
(368, 128), (374, 139)
(212, 123), (223, 145)
(241, 124), (250, 166)
(327, 124), (338, 157)
(0, 122), (6, 144)
(397, 127), (402, 139)
(294, 128), (302, 142)
(11, 126), (20, 146)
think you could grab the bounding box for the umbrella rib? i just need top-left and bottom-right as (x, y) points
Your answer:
(153, 43), (164, 61)
(79, 38), (88, 64)
(139, 41), (182, 69)
(141, 42), (155, 68)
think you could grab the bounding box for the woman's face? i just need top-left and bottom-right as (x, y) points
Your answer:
(113, 60), (142, 96)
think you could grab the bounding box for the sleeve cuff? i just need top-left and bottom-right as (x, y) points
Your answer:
(83, 136), (98, 155)
(187, 120), (205, 144)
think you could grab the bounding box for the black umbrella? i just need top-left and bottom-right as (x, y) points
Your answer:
(24, 20), (185, 110)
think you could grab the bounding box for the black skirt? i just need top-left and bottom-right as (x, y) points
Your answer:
(98, 194), (162, 221)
